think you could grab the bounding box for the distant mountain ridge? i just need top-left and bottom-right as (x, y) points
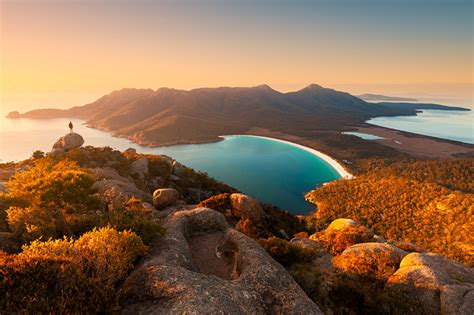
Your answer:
(17, 84), (469, 146)
(357, 94), (418, 102)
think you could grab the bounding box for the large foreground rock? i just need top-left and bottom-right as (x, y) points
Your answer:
(91, 167), (152, 208)
(52, 132), (84, 151)
(131, 157), (149, 178)
(230, 193), (266, 222)
(119, 208), (321, 314)
(387, 252), (474, 314)
(152, 188), (179, 210)
(326, 218), (357, 231)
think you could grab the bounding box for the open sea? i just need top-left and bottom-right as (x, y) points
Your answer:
(367, 109), (474, 144)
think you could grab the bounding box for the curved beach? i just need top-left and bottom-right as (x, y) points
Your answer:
(221, 135), (354, 179)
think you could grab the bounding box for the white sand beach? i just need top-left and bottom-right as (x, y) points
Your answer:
(221, 135), (354, 179)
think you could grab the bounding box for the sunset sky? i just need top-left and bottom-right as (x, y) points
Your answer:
(1, 0), (472, 112)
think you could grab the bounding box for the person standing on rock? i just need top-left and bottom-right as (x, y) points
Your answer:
(69, 121), (73, 133)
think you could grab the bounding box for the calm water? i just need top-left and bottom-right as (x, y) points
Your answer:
(342, 132), (385, 140)
(0, 117), (340, 214)
(367, 109), (474, 144)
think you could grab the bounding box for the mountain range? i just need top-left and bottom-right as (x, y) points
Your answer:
(18, 84), (467, 146)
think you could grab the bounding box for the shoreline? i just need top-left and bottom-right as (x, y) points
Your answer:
(220, 134), (354, 179)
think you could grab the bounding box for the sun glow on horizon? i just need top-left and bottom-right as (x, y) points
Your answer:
(1, 0), (472, 112)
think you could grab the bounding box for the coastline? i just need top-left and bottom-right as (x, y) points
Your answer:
(221, 135), (354, 180)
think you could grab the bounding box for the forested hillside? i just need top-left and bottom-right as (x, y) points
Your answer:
(306, 159), (474, 266)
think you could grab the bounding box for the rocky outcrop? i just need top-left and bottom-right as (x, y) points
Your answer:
(152, 188), (179, 210)
(326, 218), (357, 231)
(171, 160), (187, 177)
(91, 167), (152, 207)
(49, 148), (65, 157)
(131, 157), (149, 178)
(119, 207), (321, 314)
(334, 243), (408, 279)
(387, 252), (474, 314)
(52, 132), (84, 151)
(124, 148), (137, 154)
(230, 193), (266, 223)
(440, 284), (474, 315)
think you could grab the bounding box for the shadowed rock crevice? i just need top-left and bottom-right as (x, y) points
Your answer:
(119, 208), (321, 314)
(187, 231), (241, 280)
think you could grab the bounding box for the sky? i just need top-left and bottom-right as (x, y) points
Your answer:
(0, 0), (473, 113)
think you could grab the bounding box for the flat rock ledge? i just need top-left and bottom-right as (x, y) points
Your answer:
(118, 207), (321, 314)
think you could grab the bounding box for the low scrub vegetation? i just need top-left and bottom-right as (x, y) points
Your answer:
(306, 159), (474, 266)
(0, 227), (147, 313)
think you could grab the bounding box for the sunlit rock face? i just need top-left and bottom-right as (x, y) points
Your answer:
(52, 132), (85, 151)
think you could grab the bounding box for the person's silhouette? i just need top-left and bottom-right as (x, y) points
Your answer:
(69, 121), (73, 133)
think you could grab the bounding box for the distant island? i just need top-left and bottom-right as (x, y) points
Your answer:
(5, 111), (20, 119)
(11, 84), (469, 149)
(357, 94), (418, 102)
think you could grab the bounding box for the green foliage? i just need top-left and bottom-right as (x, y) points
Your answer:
(31, 150), (45, 159)
(0, 227), (148, 313)
(100, 210), (165, 244)
(258, 237), (317, 267)
(64, 146), (132, 176)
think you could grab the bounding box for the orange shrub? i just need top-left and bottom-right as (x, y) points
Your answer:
(313, 226), (375, 255)
(1, 227), (148, 313)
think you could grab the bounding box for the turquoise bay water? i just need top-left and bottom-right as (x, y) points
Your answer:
(342, 132), (385, 140)
(0, 117), (340, 214)
(367, 109), (474, 144)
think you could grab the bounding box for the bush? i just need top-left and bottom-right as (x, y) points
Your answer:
(0, 254), (97, 313)
(4, 159), (100, 241)
(312, 226), (375, 255)
(101, 210), (165, 244)
(258, 236), (316, 267)
(0, 227), (148, 313)
(31, 150), (45, 159)
(198, 193), (231, 213)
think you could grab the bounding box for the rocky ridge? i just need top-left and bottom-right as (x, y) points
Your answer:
(0, 146), (472, 314)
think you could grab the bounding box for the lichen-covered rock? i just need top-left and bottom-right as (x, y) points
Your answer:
(326, 218), (357, 231)
(119, 207), (321, 314)
(49, 147), (65, 157)
(124, 148), (137, 154)
(230, 193), (266, 222)
(91, 167), (152, 205)
(172, 160), (187, 177)
(334, 243), (408, 279)
(152, 188), (179, 210)
(387, 252), (474, 314)
(131, 157), (149, 178)
(290, 237), (324, 253)
(52, 132), (84, 151)
(440, 284), (474, 315)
